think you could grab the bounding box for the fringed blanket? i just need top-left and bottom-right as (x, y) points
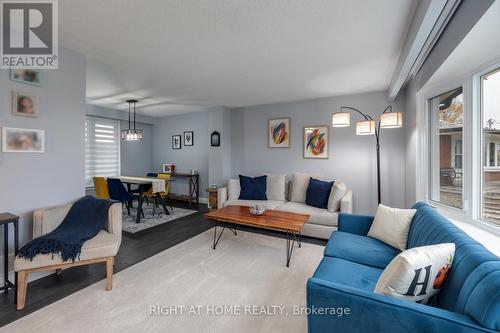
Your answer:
(18, 196), (117, 262)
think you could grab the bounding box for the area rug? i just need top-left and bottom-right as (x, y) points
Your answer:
(122, 205), (197, 233)
(3, 230), (324, 333)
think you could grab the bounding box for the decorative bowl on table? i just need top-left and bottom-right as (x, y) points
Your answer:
(249, 205), (266, 216)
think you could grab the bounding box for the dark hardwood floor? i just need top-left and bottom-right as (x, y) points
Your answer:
(0, 201), (326, 327)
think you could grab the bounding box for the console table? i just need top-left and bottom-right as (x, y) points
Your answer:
(161, 172), (199, 206)
(0, 213), (19, 296)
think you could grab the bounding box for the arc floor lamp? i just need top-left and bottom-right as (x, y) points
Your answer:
(331, 106), (403, 204)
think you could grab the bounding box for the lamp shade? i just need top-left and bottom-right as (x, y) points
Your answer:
(331, 112), (350, 127)
(121, 129), (143, 141)
(380, 112), (403, 128)
(356, 120), (375, 135)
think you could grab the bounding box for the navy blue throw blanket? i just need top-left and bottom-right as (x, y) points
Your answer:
(18, 196), (117, 262)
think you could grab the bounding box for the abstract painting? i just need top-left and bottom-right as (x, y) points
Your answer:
(304, 126), (328, 159)
(2, 127), (45, 153)
(268, 117), (290, 148)
(172, 135), (181, 149)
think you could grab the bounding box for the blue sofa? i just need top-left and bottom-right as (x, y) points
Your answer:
(306, 202), (500, 332)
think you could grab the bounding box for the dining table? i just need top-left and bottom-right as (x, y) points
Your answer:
(113, 176), (170, 224)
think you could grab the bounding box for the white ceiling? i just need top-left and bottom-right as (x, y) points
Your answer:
(59, 0), (417, 117)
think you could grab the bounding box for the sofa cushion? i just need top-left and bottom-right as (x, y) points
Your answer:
(14, 230), (120, 271)
(239, 175), (267, 200)
(368, 204), (416, 251)
(374, 243), (455, 304)
(227, 179), (240, 200)
(327, 181), (347, 212)
(313, 257), (383, 291)
(324, 231), (400, 268)
(265, 173), (286, 201)
(290, 172), (321, 203)
(223, 199), (285, 210)
(305, 178), (334, 209)
(278, 201), (338, 226)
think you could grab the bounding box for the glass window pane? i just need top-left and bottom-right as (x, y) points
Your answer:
(481, 68), (500, 225)
(428, 87), (463, 208)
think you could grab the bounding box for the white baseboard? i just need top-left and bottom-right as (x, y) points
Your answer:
(199, 197), (208, 204)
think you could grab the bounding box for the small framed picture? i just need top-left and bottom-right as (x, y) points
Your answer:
(172, 135), (181, 149)
(211, 131), (220, 147)
(10, 69), (42, 86)
(184, 131), (194, 146)
(162, 164), (175, 173)
(268, 117), (290, 148)
(2, 127), (45, 153)
(12, 91), (39, 118)
(304, 126), (329, 159)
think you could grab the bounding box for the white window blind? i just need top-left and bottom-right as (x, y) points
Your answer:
(85, 116), (120, 186)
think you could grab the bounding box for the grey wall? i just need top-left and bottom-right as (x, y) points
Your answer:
(0, 47), (87, 272)
(152, 111), (210, 199)
(85, 105), (154, 177)
(120, 120), (154, 176)
(230, 91), (406, 214)
(402, 0), (494, 207)
(208, 107), (232, 187)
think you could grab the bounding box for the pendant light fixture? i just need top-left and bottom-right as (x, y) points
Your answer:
(121, 99), (143, 141)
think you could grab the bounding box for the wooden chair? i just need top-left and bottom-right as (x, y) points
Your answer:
(144, 173), (174, 214)
(14, 202), (122, 310)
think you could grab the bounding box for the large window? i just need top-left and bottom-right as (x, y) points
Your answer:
(428, 87), (464, 209)
(85, 116), (120, 187)
(481, 68), (500, 225)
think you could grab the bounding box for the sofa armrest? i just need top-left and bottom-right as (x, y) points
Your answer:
(33, 203), (73, 238)
(340, 190), (353, 213)
(337, 213), (374, 236)
(107, 202), (122, 235)
(217, 187), (228, 209)
(307, 278), (491, 333)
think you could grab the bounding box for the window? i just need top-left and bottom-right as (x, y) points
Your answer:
(454, 140), (462, 169)
(481, 68), (500, 225)
(428, 87), (463, 209)
(85, 116), (120, 187)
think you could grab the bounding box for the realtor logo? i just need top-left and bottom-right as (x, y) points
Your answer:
(1, 0), (58, 68)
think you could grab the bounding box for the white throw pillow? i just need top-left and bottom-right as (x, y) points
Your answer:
(327, 181), (347, 212)
(265, 174), (286, 201)
(374, 243), (455, 304)
(368, 204), (416, 251)
(290, 172), (321, 203)
(227, 179), (240, 200)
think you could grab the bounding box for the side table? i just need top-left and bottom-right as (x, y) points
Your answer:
(206, 187), (219, 210)
(0, 213), (19, 297)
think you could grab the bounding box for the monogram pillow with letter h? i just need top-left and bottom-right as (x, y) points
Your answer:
(374, 243), (455, 304)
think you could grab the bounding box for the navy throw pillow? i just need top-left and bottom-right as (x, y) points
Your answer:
(305, 178), (334, 209)
(239, 175), (267, 200)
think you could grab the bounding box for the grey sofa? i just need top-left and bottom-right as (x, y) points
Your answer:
(217, 173), (353, 239)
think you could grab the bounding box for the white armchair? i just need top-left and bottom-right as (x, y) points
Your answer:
(14, 202), (122, 310)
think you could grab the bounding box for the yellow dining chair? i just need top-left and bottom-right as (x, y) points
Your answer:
(93, 177), (110, 199)
(158, 173), (174, 212)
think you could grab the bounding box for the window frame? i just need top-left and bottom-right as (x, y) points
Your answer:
(84, 115), (121, 188)
(423, 82), (468, 212)
(417, 59), (500, 237)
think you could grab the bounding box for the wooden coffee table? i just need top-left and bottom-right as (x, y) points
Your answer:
(204, 205), (309, 267)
